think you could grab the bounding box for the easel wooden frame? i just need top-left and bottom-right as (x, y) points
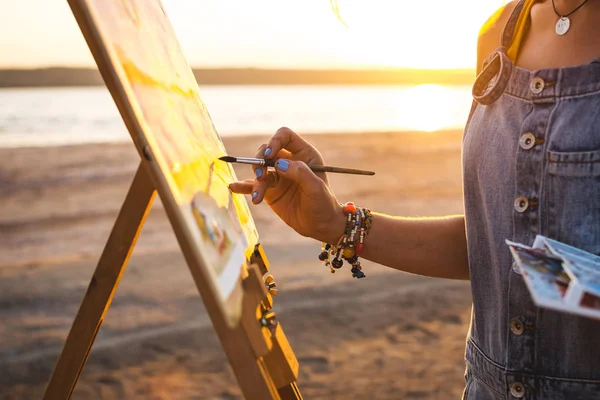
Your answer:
(43, 1), (303, 398)
(43, 163), (301, 399)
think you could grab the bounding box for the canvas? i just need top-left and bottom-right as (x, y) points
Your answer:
(72, 0), (259, 321)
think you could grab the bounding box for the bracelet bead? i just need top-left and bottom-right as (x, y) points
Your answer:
(356, 243), (365, 255)
(343, 247), (355, 258)
(343, 202), (357, 214)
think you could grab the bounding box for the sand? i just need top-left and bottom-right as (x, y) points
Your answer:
(0, 130), (472, 399)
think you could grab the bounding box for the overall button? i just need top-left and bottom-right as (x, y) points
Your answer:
(514, 196), (529, 213)
(519, 132), (536, 150)
(510, 382), (526, 398)
(510, 318), (525, 335)
(530, 77), (545, 94)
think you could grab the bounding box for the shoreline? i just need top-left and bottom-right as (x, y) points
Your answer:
(0, 128), (465, 150)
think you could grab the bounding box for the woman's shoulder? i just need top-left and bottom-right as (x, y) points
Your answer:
(477, 1), (520, 73)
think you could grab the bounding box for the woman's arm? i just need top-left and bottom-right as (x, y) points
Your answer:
(358, 214), (469, 280)
(231, 128), (470, 280)
(318, 208), (469, 280)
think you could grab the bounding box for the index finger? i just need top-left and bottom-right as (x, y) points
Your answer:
(264, 127), (310, 160)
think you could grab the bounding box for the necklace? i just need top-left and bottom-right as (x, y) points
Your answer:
(552, 0), (593, 35)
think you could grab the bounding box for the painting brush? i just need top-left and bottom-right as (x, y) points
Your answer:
(218, 156), (375, 176)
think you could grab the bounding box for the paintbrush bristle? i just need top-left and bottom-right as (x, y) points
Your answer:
(218, 156), (236, 162)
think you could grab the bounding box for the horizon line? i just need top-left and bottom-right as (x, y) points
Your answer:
(0, 65), (476, 72)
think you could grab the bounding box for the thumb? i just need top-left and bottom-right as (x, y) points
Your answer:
(274, 159), (324, 193)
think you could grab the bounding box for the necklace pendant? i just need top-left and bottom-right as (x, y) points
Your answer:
(555, 16), (570, 35)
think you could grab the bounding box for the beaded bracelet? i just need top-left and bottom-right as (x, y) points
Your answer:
(318, 202), (372, 279)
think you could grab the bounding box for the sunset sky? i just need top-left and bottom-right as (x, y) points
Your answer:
(0, 0), (503, 70)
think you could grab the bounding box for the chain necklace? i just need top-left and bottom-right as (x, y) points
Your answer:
(552, 0), (593, 35)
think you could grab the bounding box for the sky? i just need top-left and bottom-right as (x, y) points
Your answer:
(0, 0), (503, 70)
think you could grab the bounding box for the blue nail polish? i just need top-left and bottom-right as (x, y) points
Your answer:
(264, 147), (272, 157)
(276, 159), (290, 172)
(252, 192), (258, 199)
(256, 168), (263, 178)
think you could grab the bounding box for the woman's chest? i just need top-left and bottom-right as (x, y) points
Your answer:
(463, 92), (600, 254)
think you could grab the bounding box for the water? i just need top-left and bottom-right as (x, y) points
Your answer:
(0, 85), (473, 148)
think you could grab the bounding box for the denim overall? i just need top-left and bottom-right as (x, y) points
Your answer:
(462, 1), (600, 398)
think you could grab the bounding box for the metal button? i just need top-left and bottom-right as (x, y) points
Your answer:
(519, 132), (536, 150)
(514, 196), (529, 213)
(510, 318), (525, 335)
(530, 77), (545, 94)
(510, 381), (526, 398)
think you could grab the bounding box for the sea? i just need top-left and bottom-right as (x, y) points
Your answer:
(0, 84), (473, 148)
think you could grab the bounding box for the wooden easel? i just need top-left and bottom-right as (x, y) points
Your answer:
(43, 1), (304, 398)
(42, 161), (302, 399)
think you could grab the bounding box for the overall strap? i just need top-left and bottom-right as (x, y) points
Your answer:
(466, 0), (538, 123)
(505, 0), (538, 62)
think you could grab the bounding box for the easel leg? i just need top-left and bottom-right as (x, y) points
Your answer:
(43, 162), (156, 400)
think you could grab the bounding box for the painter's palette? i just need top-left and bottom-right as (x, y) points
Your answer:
(508, 236), (600, 320)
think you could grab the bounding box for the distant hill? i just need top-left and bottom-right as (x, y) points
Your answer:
(0, 67), (475, 88)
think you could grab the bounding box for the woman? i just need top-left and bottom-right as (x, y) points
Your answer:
(230, 0), (600, 398)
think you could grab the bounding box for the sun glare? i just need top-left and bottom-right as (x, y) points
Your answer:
(329, 0), (502, 69)
(162, 0), (502, 71)
(395, 84), (455, 132)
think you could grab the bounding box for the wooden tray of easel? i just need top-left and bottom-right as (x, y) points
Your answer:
(43, 1), (302, 398)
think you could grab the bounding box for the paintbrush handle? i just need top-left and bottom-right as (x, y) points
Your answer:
(264, 158), (374, 175)
(309, 165), (375, 176)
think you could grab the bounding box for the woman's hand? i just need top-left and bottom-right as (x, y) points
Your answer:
(229, 127), (346, 244)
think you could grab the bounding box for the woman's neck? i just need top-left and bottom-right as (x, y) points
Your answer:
(550, 0), (594, 14)
(515, 0), (600, 70)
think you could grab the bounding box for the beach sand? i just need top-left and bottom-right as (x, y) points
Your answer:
(0, 130), (472, 399)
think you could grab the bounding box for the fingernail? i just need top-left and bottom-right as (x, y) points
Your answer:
(264, 147), (272, 157)
(255, 168), (263, 178)
(276, 159), (290, 172)
(252, 191), (258, 199)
